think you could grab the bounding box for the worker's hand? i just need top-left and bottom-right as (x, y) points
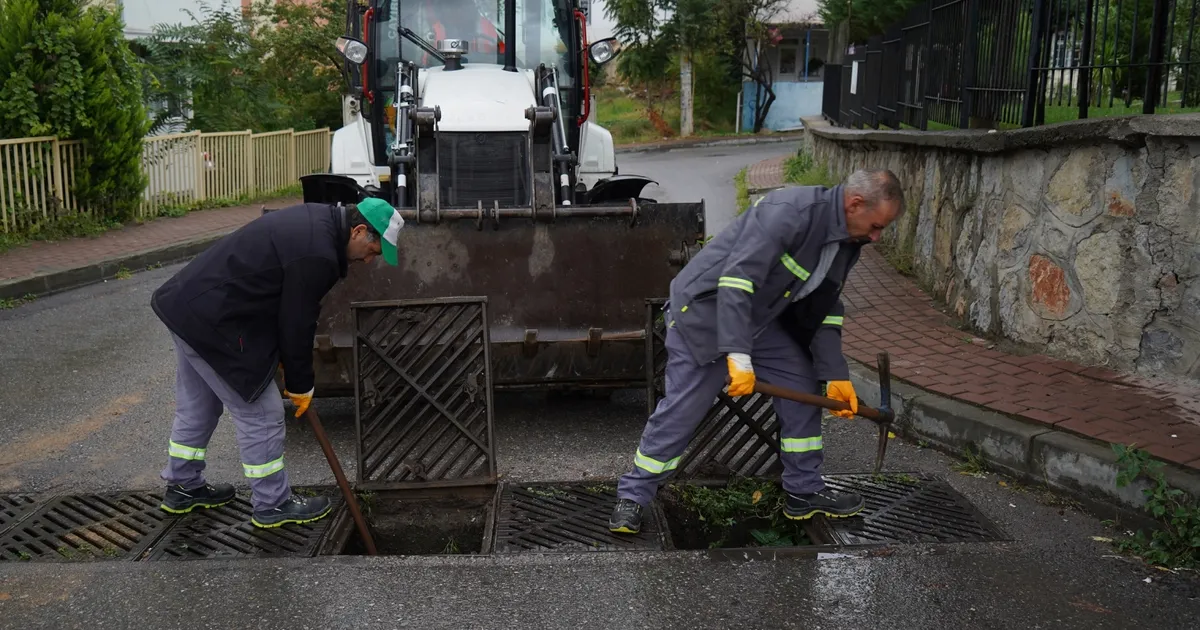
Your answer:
(726, 353), (755, 397)
(824, 380), (858, 419)
(285, 388), (313, 418)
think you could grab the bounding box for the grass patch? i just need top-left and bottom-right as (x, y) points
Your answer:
(735, 167), (751, 216)
(782, 149), (836, 187)
(114, 266), (133, 280)
(1112, 443), (1200, 570)
(952, 443), (988, 478)
(662, 477), (812, 549)
(0, 293), (37, 310)
(595, 87), (740, 146)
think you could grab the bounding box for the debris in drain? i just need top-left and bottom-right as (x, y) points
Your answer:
(660, 477), (813, 550)
(342, 495), (488, 556)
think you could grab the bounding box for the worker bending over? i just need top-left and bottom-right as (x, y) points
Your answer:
(151, 198), (404, 528)
(610, 170), (905, 534)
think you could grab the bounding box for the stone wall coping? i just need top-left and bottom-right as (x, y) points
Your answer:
(800, 113), (1200, 154)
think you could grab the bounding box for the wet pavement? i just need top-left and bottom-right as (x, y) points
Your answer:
(2, 143), (1199, 628)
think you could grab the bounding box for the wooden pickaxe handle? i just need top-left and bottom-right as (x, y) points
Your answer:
(753, 381), (894, 425)
(304, 408), (378, 556)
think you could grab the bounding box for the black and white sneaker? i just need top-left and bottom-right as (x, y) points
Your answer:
(608, 498), (643, 534)
(160, 482), (236, 514)
(784, 489), (865, 520)
(251, 494), (332, 529)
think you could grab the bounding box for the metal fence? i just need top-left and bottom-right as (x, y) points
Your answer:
(823, 0), (1200, 130)
(0, 127), (332, 233)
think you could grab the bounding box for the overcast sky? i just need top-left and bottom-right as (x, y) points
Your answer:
(587, 0), (617, 41)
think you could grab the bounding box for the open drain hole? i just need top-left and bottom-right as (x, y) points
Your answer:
(659, 478), (816, 550)
(340, 490), (493, 556)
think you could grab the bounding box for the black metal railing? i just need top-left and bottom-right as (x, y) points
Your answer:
(822, 0), (1200, 130)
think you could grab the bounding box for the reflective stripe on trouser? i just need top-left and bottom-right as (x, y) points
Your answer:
(160, 333), (290, 511)
(616, 320), (825, 507)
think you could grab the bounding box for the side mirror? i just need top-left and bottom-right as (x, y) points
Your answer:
(589, 38), (622, 65)
(336, 36), (369, 65)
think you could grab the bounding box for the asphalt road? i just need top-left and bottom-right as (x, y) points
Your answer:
(1, 142), (1198, 628)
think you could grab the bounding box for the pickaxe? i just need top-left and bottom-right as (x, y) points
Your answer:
(754, 352), (896, 473)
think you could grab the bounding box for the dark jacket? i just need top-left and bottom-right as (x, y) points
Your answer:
(666, 184), (859, 381)
(151, 203), (349, 403)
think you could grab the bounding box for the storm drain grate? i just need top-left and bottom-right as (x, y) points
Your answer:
(818, 473), (1008, 545)
(143, 488), (343, 561)
(0, 492), (174, 562)
(354, 298), (496, 490)
(493, 482), (666, 553)
(0, 494), (45, 538)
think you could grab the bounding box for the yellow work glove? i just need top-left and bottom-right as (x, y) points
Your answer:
(285, 388), (313, 418)
(824, 380), (858, 419)
(726, 353), (755, 397)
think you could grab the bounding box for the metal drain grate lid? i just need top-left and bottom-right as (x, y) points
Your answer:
(820, 473), (1008, 545)
(493, 483), (665, 553)
(0, 494), (44, 538)
(0, 492), (174, 562)
(143, 488), (343, 561)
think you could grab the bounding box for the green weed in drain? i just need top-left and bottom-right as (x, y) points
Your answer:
(584, 484), (615, 495)
(442, 538), (461, 554)
(103, 546), (120, 558)
(670, 477), (809, 548)
(16, 550), (31, 561)
(525, 487), (569, 499)
(953, 443), (988, 477)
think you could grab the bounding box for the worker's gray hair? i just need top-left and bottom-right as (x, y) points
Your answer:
(845, 169), (905, 214)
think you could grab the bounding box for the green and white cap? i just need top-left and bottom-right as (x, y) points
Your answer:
(357, 198), (403, 266)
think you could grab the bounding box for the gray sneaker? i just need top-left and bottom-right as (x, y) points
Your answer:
(251, 494), (332, 529)
(160, 482), (236, 514)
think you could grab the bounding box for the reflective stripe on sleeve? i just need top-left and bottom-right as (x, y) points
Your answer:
(718, 276), (755, 294)
(822, 316), (845, 326)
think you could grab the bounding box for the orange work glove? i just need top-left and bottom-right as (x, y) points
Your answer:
(285, 388), (313, 418)
(824, 380), (858, 419)
(726, 353), (755, 397)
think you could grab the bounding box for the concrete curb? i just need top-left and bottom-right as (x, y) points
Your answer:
(0, 231), (232, 301)
(615, 133), (805, 154)
(846, 358), (1200, 518)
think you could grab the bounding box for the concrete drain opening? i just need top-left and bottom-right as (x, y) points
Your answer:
(338, 487), (496, 556)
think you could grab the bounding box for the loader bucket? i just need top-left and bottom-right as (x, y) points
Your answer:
(308, 200), (706, 396)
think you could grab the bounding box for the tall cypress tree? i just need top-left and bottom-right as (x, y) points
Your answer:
(0, 0), (149, 223)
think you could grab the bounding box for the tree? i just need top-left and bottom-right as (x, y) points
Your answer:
(606, 0), (788, 134)
(139, 3), (275, 133)
(817, 0), (924, 44)
(0, 0), (149, 222)
(250, 0), (347, 131)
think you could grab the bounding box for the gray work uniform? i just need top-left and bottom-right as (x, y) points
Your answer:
(617, 184), (861, 506)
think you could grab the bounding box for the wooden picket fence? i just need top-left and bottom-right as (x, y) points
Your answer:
(0, 127), (332, 233)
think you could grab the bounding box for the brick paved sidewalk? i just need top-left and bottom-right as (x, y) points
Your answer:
(844, 249), (1200, 470)
(0, 198), (298, 283)
(746, 156), (789, 192)
(746, 155), (1200, 470)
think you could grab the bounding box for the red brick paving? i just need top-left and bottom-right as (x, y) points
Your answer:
(844, 247), (1200, 470)
(746, 156), (788, 191)
(0, 198), (299, 282)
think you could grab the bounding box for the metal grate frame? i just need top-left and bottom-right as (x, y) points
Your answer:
(143, 488), (344, 561)
(492, 482), (666, 553)
(353, 297), (497, 490)
(0, 494), (44, 538)
(0, 492), (174, 562)
(817, 473), (1008, 546)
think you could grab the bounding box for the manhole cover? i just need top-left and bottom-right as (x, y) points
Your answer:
(493, 482), (666, 553)
(142, 488), (344, 561)
(0, 494), (44, 537)
(818, 473), (1008, 545)
(0, 492), (174, 562)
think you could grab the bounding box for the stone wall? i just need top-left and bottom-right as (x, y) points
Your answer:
(802, 115), (1200, 380)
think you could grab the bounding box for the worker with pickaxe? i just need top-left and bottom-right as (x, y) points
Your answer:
(609, 169), (905, 534)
